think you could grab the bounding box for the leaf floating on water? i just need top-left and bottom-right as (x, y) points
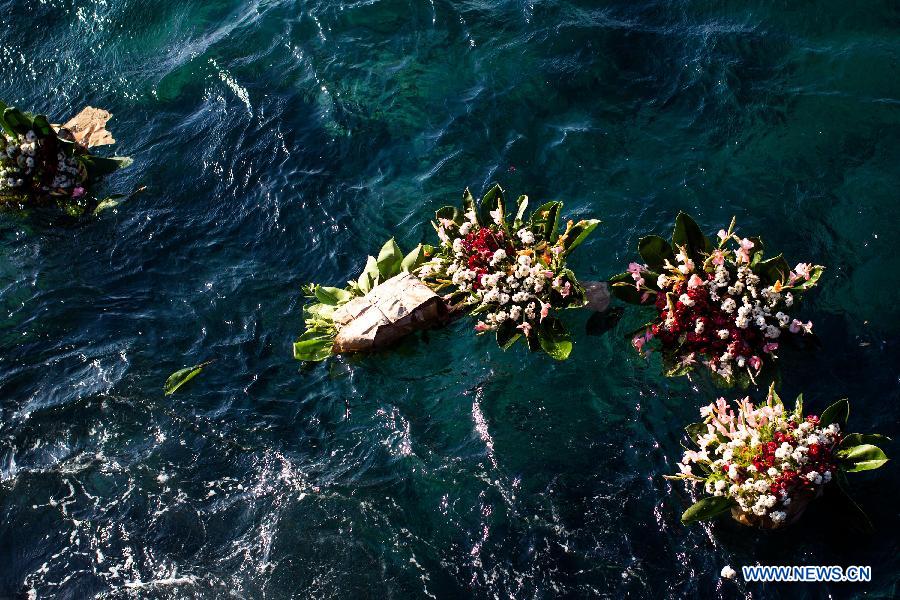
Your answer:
(164, 360), (214, 395)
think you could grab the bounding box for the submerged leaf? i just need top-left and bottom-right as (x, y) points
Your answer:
(681, 496), (734, 524)
(164, 360), (214, 395)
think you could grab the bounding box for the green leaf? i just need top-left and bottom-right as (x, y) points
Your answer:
(401, 244), (425, 272)
(479, 183), (505, 227)
(638, 235), (675, 271)
(792, 265), (825, 291)
(357, 255), (378, 294)
(304, 302), (336, 321)
(681, 496), (734, 524)
(685, 422), (706, 443)
(530, 201), (562, 242)
(292, 331), (333, 362)
(609, 272), (654, 305)
(84, 155), (133, 178)
(832, 470), (873, 533)
(495, 320), (521, 350)
(3, 107), (32, 134)
(314, 286), (352, 305)
(435, 205), (460, 224)
(514, 195), (528, 227)
(838, 444), (889, 472)
(31, 114), (53, 137)
(794, 393), (803, 419)
(671, 212), (707, 262)
(755, 254), (790, 284)
(537, 316), (572, 360)
(820, 398), (849, 427)
(562, 219), (601, 256)
(839, 433), (891, 450)
(462, 188), (478, 225)
(376, 238), (403, 279)
(164, 360), (214, 395)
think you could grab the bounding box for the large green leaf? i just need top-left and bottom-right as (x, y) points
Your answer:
(755, 254), (790, 284)
(462, 188), (478, 225)
(401, 244), (425, 272)
(832, 470), (873, 533)
(609, 272), (654, 305)
(357, 255), (378, 293)
(791, 265), (825, 291)
(838, 444), (889, 472)
(479, 183), (505, 227)
(164, 360), (214, 395)
(530, 201), (562, 242)
(31, 114), (53, 138)
(537, 316), (572, 360)
(315, 286), (352, 305)
(839, 433), (891, 450)
(638, 235), (675, 271)
(562, 219), (601, 256)
(435, 205), (460, 224)
(684, 422), (706, 443)
(3, 107), (32, 134)
(819, 399), (849, 427)
(671, 212), (707, 261)
(292, 331), (333, 362)
(376, 238), (403, 278)
(513, 195), (528, 227)
(84, 155), (133, 178)
(681, 495), (734, 524)
(495, 320), (521, 350)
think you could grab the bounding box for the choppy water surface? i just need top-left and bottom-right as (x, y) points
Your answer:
(1, 1), (899, 598)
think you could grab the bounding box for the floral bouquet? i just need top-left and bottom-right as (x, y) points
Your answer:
(611, 213), (824, 386)
(418, 185), (600, 360)
(0, 101), (131, 214)
(669, 386), (889, 530)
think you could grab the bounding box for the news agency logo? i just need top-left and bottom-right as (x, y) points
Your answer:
(742, 565), (872, 583)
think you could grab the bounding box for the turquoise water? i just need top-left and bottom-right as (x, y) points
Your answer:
(1, 0), (899, 597)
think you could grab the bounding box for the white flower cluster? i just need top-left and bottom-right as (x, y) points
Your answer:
(430, 216), (570, 336)
(0, 130), (80, 194)
(678, 397), (840, 525)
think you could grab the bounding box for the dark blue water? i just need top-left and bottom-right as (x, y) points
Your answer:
(1, 1), (899, 598)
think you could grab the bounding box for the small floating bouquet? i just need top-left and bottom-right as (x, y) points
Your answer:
(419, 185), (599, 359)
(670, 387), (889, 529)
(0, 101), (131, 213)
(611, 213), (823, 386)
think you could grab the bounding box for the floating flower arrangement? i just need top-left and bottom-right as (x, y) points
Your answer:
(669, 386), (889, 529)
(611, 213), (824, 386)
(417, 185), (600, 360)
(0, 101), (132, 214)
(294, 186), (600, 361)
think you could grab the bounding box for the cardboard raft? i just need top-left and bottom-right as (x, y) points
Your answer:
(332, 272), (448, 353)
(330, 274), (611, 354)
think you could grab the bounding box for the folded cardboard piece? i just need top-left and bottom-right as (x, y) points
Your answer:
(58, 106), (116, 148)
(332, 272), (448, 353)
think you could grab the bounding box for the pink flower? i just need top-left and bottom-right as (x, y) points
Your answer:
(735, 238), (755, 264)
(717, 229), (728, 241)
(788, 263), (813, 285)
(711, 249), (725, 266)
(790, 319), (813, 334)
(763, 342), (779, 354)
(632, 335), (646, 353)
(517, 322), (532, 336)
(687, 274), (704, 289)
(748, 356), (762, 371)
(72, 187), (85, 198)
(634, 276), (645, 290)
(439, 218), (454, 228)
(627, 262), (644, 276)
(559, 282), (571, 298)
(542, 270), (554, 279)
(474, 321), (490, 332)
(540, 302), (550, 322)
